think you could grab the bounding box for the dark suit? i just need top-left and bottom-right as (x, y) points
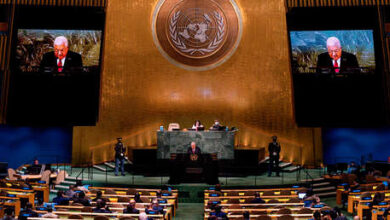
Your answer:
(316, 51), (360, 74)
(115, 142), (126, 175)
(268, 142), (281, 176)
(187, 146), (201, 155)
(40, 51), (83, 72)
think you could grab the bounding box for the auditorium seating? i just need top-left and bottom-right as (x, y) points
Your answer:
(88, 186), (178, 214)
(204, 187), (328, 219)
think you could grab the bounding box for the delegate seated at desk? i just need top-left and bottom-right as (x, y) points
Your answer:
(192, 120), (204, 131)
(27, 159), (43, 175)
(187, 142), (201, 155)
(209, 120), (224, 131)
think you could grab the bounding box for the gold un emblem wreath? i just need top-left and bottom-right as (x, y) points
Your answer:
(152, 0), (243, 71)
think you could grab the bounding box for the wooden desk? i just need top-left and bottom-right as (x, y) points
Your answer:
(31, 185), (49, 203)
(0, 196), (21, 216)
(89, 186), (178, 194)
(53, 210), (166, 219)
(347, 190), (390, 213)
(87, 193), (178, 211)
(0, 187), (35, 206)
(204, 213), (313, 219)
(13, 173), (57, 180)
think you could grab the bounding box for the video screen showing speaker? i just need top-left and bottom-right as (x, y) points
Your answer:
(16, 29), (102, 73)
(289, 30), (375, 74)
(6, 6), (105, 126)
(287, 7), (386, 126)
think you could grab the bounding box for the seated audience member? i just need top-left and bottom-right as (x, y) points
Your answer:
(347, 161), (359, 175)
(310, 211), (321, 220)
(139, 212), (151, 220)
(93, 199), (112, 213)
(251, 192), (265, 203)
(72, 191), (91, 206)
(41, 208), (58, 218)
(243, 211), (250, 220)
(156, 191), (167, 204)
(134, 192), (142, 203)
(75, 180), (89, 193)
(18, 203), (38, 220)
(209, 205), (228, 220)
(214, 184), (222, 192)
(304, 189), (321, 207)
(65, 185), (77, 198)
(151, 199), (164, 214)
(2, 208), (15, 220)
(353, 216), (360, 220)
(371, 192), (385, 207)
(123, 199), (139, 214)
(52, 191), (70, 205)
(333, 207), (347, 220)
(92, 190), (106, 202)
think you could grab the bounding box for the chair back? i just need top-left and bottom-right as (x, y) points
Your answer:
(104, 189), (116, 194)
(55, 170), (67, 185)
(68, 214), (83, 219)
(276, 208), (292, 214)
(94, 216), (109, 220)
(256, 216), (272, 220)
(40, 170), (51, 184)
(118, 197), (130, 203)
(277, 215), (294, 220)
(7, 168), (17, 180)
(81, 207), (93, 212)
(297, 207), (312, 214)
(168, 123), (180, 131)
(262, 191), (275, 196)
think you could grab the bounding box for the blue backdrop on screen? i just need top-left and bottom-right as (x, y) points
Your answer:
(0, 126), (72, 168)
(323, 128), (390, 165)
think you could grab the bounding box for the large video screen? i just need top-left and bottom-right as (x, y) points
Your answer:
(15, 29), (102, 72)
(289, 30), (375, 74)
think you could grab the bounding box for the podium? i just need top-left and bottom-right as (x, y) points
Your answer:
(168, 153), (219, 184)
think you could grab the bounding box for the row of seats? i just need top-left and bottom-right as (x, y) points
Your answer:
(204, 187), (328, 220)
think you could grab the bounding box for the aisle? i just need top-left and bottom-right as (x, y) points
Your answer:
(174, 203), (204, 220)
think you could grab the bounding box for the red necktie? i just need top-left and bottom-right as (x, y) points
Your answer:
(57, 59), (63, 72)
(334, 60), (339, 73)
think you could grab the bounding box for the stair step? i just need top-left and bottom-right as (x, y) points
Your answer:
(55, 185), (69, 190)
(65, 176), (87, 181)
(313, 186), (336, 192)
(61, 180), (77, 185)
(93, 165), (107, 172)
(283, 166), (300, 172)
(316, 191), (336, 197)
(279, 162), (292, 168)
(50, 189), (58, 194)
(104, 162), (115, 169)
(313, 182), (331, 187)
(300, 177), (324, 182)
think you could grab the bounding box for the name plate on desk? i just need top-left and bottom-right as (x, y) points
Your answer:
(157, 131), (235, 159)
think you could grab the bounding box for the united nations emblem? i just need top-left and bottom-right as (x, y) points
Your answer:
(152, 0), (243, 71)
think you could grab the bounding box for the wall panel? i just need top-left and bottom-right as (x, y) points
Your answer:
(72, 0), (323, 166)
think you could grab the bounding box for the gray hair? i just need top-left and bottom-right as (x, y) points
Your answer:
(53, 36), (69, 47)
(326, 37), (341, 48)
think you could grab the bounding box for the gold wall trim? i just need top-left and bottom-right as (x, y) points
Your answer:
(286, 0), (390, 7)
(0, 0), (106, 7)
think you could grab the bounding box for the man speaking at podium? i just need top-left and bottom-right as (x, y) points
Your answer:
(187, 141), (201, 156)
